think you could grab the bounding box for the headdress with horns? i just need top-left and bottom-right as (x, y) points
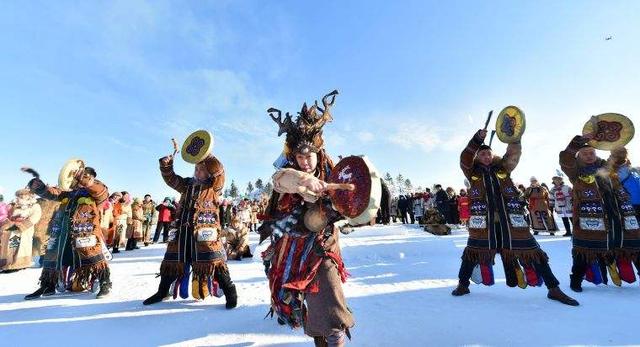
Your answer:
(268, 90), (338, 157)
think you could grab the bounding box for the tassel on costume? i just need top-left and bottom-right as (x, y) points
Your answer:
(617, 257), (636, 284)
(515, 264), (527, 289)
(585, 262), (604, 285)
(608, 261), (622, 287)
(480, 264), (494, 286)
(523, 264), (541, 287)
(470, 265), (482, 285)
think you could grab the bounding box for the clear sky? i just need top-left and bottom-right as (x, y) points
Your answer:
(1, 1), (639, 200)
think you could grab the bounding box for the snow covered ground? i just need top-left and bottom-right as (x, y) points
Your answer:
(2, 224), (640, 346)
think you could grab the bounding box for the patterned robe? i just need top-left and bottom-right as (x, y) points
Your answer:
(158, 156), (227, 300)
(29, 179), (110, 290)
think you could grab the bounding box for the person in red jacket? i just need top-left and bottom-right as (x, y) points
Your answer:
(152, 197), (175, 243)
(458, 189), (471, 226)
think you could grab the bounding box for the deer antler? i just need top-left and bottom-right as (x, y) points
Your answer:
(322, 90), (339, 109)
(268, 108), (294, 136)
(310, 90), (339, 131)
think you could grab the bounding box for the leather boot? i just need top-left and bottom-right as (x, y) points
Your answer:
(24, 285), (55, 300)
(217, 270), (237, 309)
(451, 282), (470, 296)
(547, 287), (579, 306)
(96, 269), (112, 299)
(570, 274), (583, 293)
(143, 275), (175, 305)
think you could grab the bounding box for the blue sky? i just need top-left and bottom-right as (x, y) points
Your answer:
(1, 1), (639, 200)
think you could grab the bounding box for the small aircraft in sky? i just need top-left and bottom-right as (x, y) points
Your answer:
(605, 36), (613, 41)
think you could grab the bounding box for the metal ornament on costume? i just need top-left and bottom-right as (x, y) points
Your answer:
(181, 130), (214, 164)
(582, 113), (635, 151)
(58, 159), (85, 190)
(496, 105), (526, 144)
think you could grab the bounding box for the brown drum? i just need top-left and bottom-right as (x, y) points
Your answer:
(328, 155), (382, 226)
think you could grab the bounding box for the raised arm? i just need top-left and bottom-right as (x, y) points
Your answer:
(28, 178), (71, 202)
(460, 130), (485, 179)
(208, 155), (225, 197)
(501, 142), (522, 173)
(159, 156), (189, 194)
(559, 135), (586, 182)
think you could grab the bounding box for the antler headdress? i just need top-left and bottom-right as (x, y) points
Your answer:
(268, 90), (338, 157)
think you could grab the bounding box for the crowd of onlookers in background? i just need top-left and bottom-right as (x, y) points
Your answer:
(0, 190), (270, 273)
(382, 169), (640, 237)
(100, 193), (268, 258)
(389, 185), (468, 227)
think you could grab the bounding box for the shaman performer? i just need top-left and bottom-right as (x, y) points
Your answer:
(260, 90), (355, 347)
(452, 107), (577, 306)
(143, 130), (237, 309)
(560, 113), (639, 292)
(524, 177), (558, 235)
(24, 163), (112, 299)
(0, 189), (42, 272)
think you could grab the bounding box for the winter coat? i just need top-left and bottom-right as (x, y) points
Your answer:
(29, 178), (110, 289)
(619, 165), (640, 205)
(156, 203), (175, 223)
(158, 155), (226, 279)
(457, 196), (470, 220)
(549, 184), (573, 218)
(0, 199), (42, 270)
(0, 202), (9, 225)
(560, 138), (640, 261)
(413, 198), (424, 218)
(460, 131), (547, 266)
(129, 203), (144, 239)
(524, 186), (557, 231)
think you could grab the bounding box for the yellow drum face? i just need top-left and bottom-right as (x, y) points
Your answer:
(496, 106), (526, 144)
(582, 113), (634, 151)
(181, 130), (213, 164)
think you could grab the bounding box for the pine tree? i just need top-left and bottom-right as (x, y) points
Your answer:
(224, 188), (230, 198)
(255, 178), (264, 190)
(404, 178), (413, 193)
(396, 174), (405, 194)
(246, 181), (254, 195)
(384, 172), (396, 196)
(229, 180), (239, 198)
(264, 182), (274, 195)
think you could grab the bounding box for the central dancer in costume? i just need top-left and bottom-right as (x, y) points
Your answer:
(260, 90), (354, 347)
(143, 131), (237, 309)
(452, 121), (578, 306)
